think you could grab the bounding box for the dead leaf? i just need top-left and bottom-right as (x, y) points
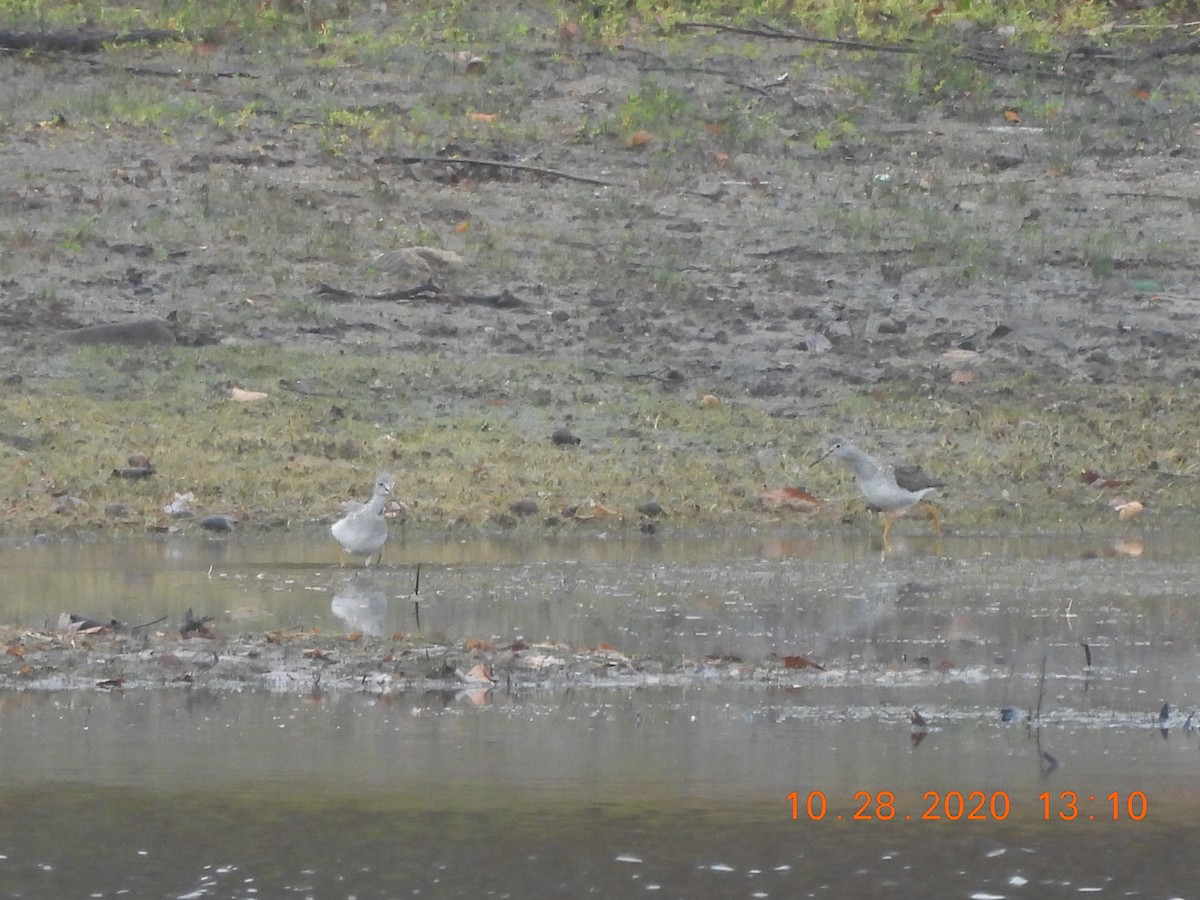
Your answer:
(465, 663), (495, 684)
(303, 648), (334, 661)
(228, 386), (268, 402)
(781, 654), (824, 671)
(949, 370), (977, 385)
(6, 645), (24, 659)
(942, 348), (979, 362)
(714, 152), (730, 169)
(464, 637), (493, 651)
(345, 631), (363, 642)
(700, 393), (721, 407)
(557, 20), (581, 44)
(1082, 469), (1134, 488)
(1114, 499), (1144, 521)
(454, 220), (470, 234)
(468, 112), (498, 123)
(1003, 109), (1020, 124)
(1112, 538), (1144, 557)
(757, 486), (823, 513)
(626, 129), (653, 148)
(569, 499), (620, 520)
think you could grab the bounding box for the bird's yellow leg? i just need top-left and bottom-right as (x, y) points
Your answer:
(918, 501), (942, 536)
(881, 514), (893, 551)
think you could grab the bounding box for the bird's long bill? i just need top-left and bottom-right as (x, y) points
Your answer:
(811, 445), (836, 467)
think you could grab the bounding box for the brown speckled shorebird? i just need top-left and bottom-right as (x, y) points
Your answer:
(331, 474), (394, 566)
(813, 437), (943, 548)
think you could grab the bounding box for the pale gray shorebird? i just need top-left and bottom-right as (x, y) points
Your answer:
(331, 473), (394, 566)
(813, 437), (943, 548)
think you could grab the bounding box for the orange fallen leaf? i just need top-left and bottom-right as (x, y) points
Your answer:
(781, 654), (824, 670)
(714, 152), (730, 169)
(6, 645), (24, 658)
(626, 129), (653, 148)
(454, 220), (470, 234)
(1112, 538), (1144, 557)
(557, 20), (581, 43)
(465, 663), (495, 684)
(949, 370), (977, 384)
(758, 486), (823, 513)
(345, 631), (363, 642)
(700, 393), (721, 407)
(703, 122), (725, 135)
(1132, 87), (1150, 101)
(468, 112), (498, 122)
(571, 501), (619, 520)
(1114, 499), (1144, 521)
(1081, 469), (1133, 488)
(464, 637), (493, 651)
(18, 665), (32, 676)
(1003, 109), (1020, 124)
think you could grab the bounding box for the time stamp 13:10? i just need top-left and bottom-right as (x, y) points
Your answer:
(788, 790), (1149, 822)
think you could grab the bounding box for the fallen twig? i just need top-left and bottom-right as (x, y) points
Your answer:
(313, 281), (525, 309)
(0, 28), (185, 53)
(678, 20), (917, 55)
(396, 155), (618, 188)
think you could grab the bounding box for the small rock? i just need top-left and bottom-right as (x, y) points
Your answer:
(199, 515), (235, 533)
(509, 497), (539, 517)
(551, 427), (581, 446)
(799, 333), (832, 353)
(877, 317), (907, 335)
(637, 500), (665, 518)
(59, 318), (176, 346)
(55, 495), (89, 514)
(127, 452), (152, 468)
(163, 492), (195, 517)
(113, 466), (156, 479)
(105, 503), (130, 518)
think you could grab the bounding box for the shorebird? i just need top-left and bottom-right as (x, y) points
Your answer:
(331, 473), (394, 566)
(813, 436), (943, 548)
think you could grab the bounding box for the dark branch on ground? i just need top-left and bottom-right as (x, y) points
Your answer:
(0, 28), (185, 53)
(314, 281), (526, 309)
(395, 155), (618, 188)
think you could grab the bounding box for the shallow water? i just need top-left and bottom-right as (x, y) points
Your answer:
(0, 530), (1197, 897)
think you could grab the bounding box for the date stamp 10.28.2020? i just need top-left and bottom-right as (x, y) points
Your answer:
(788, 790), (1149, 823)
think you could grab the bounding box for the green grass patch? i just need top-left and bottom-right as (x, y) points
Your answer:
(1, 344), (1195, 536)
